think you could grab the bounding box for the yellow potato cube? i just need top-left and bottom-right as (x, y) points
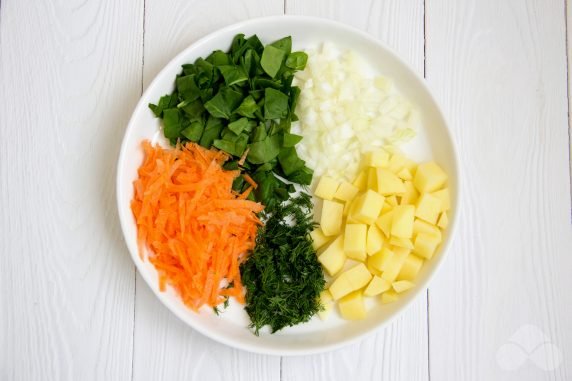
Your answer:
(388, 153), (417, 174)
(389, 236), (414, 249)
(321, 200), (344, 236)
(415, 193), (442, 224)
(328, 274), (353, 300)
(314, 176), (340, 200)
(437, 212), (449, 229)
(413, 219), (442, 241)
(381, 201), (392, 214)
(317, 290), (333, 320)
(366, 224), (385, 255)
(413, 232), (440, 259)
(397, 168), (413, 181)
(397, 255), (424, 281)
(367, 167), (378, 191)
(391, 205), (415, 238)
(310, 228), (332, 251)
(381, 247), (410, 282)
(334, 181), (360, 202)
(386, 195), (398, 206)
(363, 150), (390, 168)
(400, 181), (419, 205)
(329, 263), (372, 300)
(367, 263), (382, 276)
(368, 247), (394, 272)
(392, 280), (415, 293)
(376, 168), (406, 195)
(344, 224), (367, 261)
(381, 290), (399, 304)
(318, 235), (346, 275)
(352, 169), (368, 191)
(363, 276), (391, 296)
(351, 190), (385, 225)
(375, 210), (393, 237)
(344, 263), (373, 290)
(432, 188), (451, 211)
(338, 291), (366, 320)
(413, 162), (448, 193)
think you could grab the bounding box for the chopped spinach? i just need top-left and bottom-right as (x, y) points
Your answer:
(148, 34), (312, 206)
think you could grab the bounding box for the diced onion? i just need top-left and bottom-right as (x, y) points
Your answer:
(293, 44), (419, 181)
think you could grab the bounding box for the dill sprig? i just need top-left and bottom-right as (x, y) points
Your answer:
(240, 193), (326, 335)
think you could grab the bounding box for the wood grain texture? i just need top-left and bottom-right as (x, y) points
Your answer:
(283, 2), (429, 380)
(426, 0), (572, 380)
(132, 1), (283, 380)
(0, 0), (143, 380)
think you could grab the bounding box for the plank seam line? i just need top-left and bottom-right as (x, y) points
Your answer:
(131, 1), (146, 379)
(423, 1), (432, 380)
(565, 0), (572, 220)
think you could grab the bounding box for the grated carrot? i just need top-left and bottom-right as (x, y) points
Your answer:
(131, 140), (263, 311)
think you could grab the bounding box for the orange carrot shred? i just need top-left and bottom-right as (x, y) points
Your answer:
(242, 173), (258, 189)
(131, 140), (263, 311)
(237, 147), (249, 166)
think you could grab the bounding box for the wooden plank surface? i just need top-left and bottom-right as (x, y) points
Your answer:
(1, 1), (571, 380)
(0, 0), (143, 380)
(426, 0), (572, 380)
(282, 1), (429, 380)
(131, 1), (283, 380)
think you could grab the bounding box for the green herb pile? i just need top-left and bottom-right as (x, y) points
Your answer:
(149, 34), (313, 208)
(240, 193), (325, 335)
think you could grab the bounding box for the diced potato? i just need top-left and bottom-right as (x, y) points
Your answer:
(321, 200), (344, 236)
(367, 262), (382, 276)
(397, 168), (412, 181)
(317, 290), (333, 320)
(415, 193), (442, 224)
(386, 195), (398, 206)
(400, 181), (419, 205)
(381, 202), (392, 214)
(381, 247), (410, 282)
(376, 168), (406, 195)
(344, 224), (367, 261)
(310, 228), (332, 251)
(366, 224), (385, 255)
(334, 181), (360, 202)
(338, 291), (366, 320)
(375, 210), (393, 237)
(432, 188), (451, 211)
(437, 212), (449, 229)
(329, 263), (372, 300)
(392, 280), (415, 293)
(368, 247), (394, 272)
(329, 275), (353, 300)
(362, 150), (390, 168)
(381, 290), (399, 304)
(351, 190), (385, 225)
(315, 176), (340, 200)
(318, 235), (346, 275)
(391, 205), (415, 238)
(413, 162), (447, 193)
(397, 255), (424, 281)
(388, 153), (417, 174)
(344, 263), (373, 290)
(367, 167), (378, 192)
(413, 232), (440, 259)
(352, 169), (368, 191)
(363, 276), (391, 296)
(413, 219), (442, 241)
(389, 236), (414, 249)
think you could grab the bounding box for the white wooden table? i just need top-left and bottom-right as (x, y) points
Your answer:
(1, 0), (571, 380)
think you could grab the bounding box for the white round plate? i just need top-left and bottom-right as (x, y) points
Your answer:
(117, 15), (459, 356)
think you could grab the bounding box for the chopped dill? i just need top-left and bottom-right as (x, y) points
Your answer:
(240, 193), (326, 335)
